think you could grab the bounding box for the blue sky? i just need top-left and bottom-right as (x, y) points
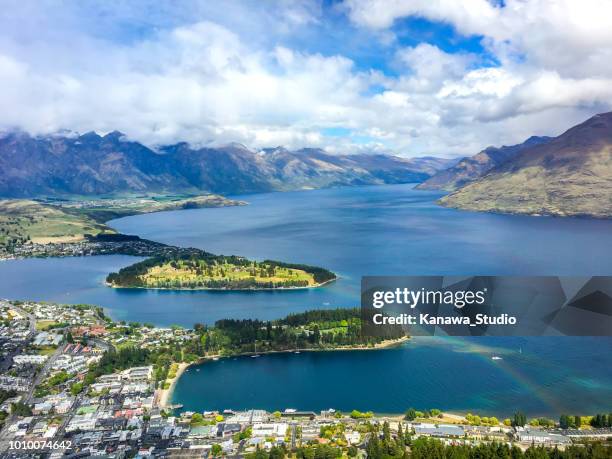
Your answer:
(1, 0), (611, 157)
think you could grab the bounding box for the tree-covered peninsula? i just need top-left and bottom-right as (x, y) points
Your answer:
(95, 308), (406, 374)
(106, 252), (336, 290)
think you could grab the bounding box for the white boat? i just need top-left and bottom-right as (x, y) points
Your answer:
(491, 356), (502, 360)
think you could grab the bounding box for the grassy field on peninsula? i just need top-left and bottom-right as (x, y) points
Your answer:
(0, 194), (244, 250)
(143, 260), (316, 287)
(107, 254), (336, 290)
(0, 199), (112, 246)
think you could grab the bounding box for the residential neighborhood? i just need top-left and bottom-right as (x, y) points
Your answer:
(0, 300), (610, 458)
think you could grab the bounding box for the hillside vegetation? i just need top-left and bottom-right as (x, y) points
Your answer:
(0, 200), (113, 247)
(440, 112), (612, 218)
(0, 194), (243, 251)
(417, 136), (551, 191)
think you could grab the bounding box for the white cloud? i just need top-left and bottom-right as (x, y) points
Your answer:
(343, 0), (497, 33)
(344, 0), (612, 79)
(0, 19), (370, 149)
(340, 0), (612, 153)
(1, 1), (612, 158)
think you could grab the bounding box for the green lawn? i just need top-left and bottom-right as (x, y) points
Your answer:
(140, 260), (316, 288)
(0, 199), (112, 247)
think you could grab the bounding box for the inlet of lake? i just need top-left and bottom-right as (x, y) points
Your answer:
(1, 184), (611, 416)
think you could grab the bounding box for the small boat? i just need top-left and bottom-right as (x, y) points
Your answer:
(196, 368), (201, 372)
(251, 354), (261, 358)
(491, 356), (502, 360)
(212, 357), (219, 361)
(294, 351), (301, 354)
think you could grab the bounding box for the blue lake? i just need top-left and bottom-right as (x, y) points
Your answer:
(1, 184), (611, 326)
(1, 184), (611, 417)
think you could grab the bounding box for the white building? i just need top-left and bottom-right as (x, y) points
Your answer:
(66, 413), (98, 432)
(13, 354), (48, 365)
(0, 375), (30, 391)
(123, 366), (153, 382)
(52, 354), (99, 374)
(252, 423), (288, 439)
(515, 427), (571, 445)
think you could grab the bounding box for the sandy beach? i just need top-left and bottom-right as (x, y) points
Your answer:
(157, 362), (189, 409)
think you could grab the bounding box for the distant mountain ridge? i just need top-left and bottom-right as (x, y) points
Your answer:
(0, 130), (454, 197)
(3, 112), (609, 218)
(440, 112), (612, 218)
(416, 136), (552, 191)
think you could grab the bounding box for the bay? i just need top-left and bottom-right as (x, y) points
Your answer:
(171, 337), (612, 418)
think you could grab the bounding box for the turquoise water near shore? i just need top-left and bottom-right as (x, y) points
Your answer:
(171, 337), (612, 418)
(1, 184), (611, 416)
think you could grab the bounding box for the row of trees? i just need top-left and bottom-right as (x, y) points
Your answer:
(245, 444), (343, 459)
(560, 413), (612, 429)
(514, 412), (612, 430)
(404, 409), (610, 430)
(410, 438), (611, 459)
(405, 408), (443, 421)
(589, 414), (612, 428)
(238, 437), (612, 459)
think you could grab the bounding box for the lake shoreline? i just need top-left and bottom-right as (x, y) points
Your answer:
(104, 276), (337, 291)
(164, 336), (411, 408)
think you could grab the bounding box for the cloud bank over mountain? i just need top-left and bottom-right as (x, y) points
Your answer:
(1, 0), (612, 157)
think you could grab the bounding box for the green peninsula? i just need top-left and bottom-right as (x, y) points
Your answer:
(106, 253), (336, 290)
(0, 194), (244, 252)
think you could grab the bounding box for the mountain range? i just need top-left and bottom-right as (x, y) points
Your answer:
(440, 112), (612, 218)
(0, 131), (453, 197)
(0, 111), (610, 218)
(416, 136), (552, 191)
